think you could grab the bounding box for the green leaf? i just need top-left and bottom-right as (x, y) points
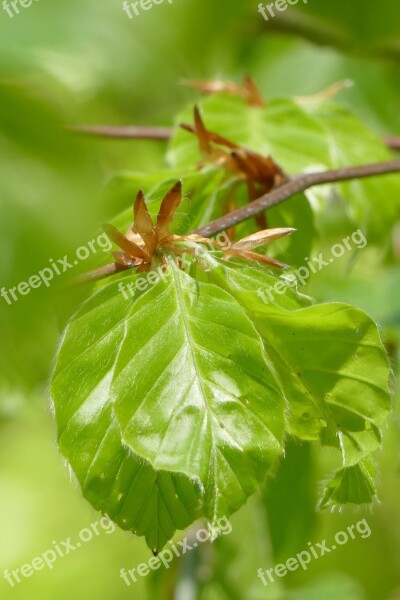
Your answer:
(265, 192), (317, 268)
(51, 263), (286, 547)
(204, 257), (391, 505)
(259, 303), (390, 462)
(111, 261), (285, 521)
(51, 275), (203, 552)
(52, 250), (391, 550)
(302, 102), (400, 240)
(168, 95), (400, 241)
(319, 458), (377, 509)
(168, 94), (331, 173)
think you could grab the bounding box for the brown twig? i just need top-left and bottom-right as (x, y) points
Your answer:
(384, 136), (400, 151)
(78, 159), (400, 283)
(73, 262), (120, 283)
(195, 159), (400, 237)
(71, 125), (400, 155)
(71, 125), (173, 140)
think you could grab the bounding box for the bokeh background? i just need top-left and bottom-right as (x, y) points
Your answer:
(0, 0), (399, 598)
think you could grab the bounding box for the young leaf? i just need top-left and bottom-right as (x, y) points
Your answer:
(51, 275), (203, 552)
(319, 457), (377, 509)
(111, 262), (286, 521)
(169, 94), (400, 240)
(204, 258), (391, 506)
(51, 262), (287, 546)
(168, 94), (331, 173)
(302, 102), (400, 240)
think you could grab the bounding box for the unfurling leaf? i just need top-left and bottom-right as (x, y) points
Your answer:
(180, 106), (287, 229)
(52, 249), (391, 550)
(101, 182), (294, 277)
(52, 87), (395, 554)
(204, 258), (391, 507)
(50, 276), (203, 551)
(51, 265), (286, 547)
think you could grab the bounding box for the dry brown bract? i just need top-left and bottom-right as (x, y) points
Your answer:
(104, 181), (216, 273)
(103, 181), (295, 273)
(181, 107), (287, 229)
(183, 76), (352, 107)
(182, 75), (266, 108)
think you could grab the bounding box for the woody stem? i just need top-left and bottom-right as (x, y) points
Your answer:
(78, 158), (400, 283)
(195, 159), (400, 237)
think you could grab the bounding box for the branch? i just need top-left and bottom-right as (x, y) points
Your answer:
(195, 159), (400, 237)
(384, 136), (400, 151)
(73, 262), (119, 283)
(71, 125), (400, 154)
(71, 125), (173, 140)
(78, 158), (400, 283)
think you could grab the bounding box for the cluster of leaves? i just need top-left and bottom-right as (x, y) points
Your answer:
(51, 81), (399, 552)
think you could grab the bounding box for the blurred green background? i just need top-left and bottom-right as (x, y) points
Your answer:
(0, 0), (399, 598)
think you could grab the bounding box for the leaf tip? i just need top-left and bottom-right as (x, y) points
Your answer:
(170, 179), (183, 195)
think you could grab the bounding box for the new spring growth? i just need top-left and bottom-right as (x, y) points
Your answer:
(103, 180), (296, 277)
(181, 107), (287, 230)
